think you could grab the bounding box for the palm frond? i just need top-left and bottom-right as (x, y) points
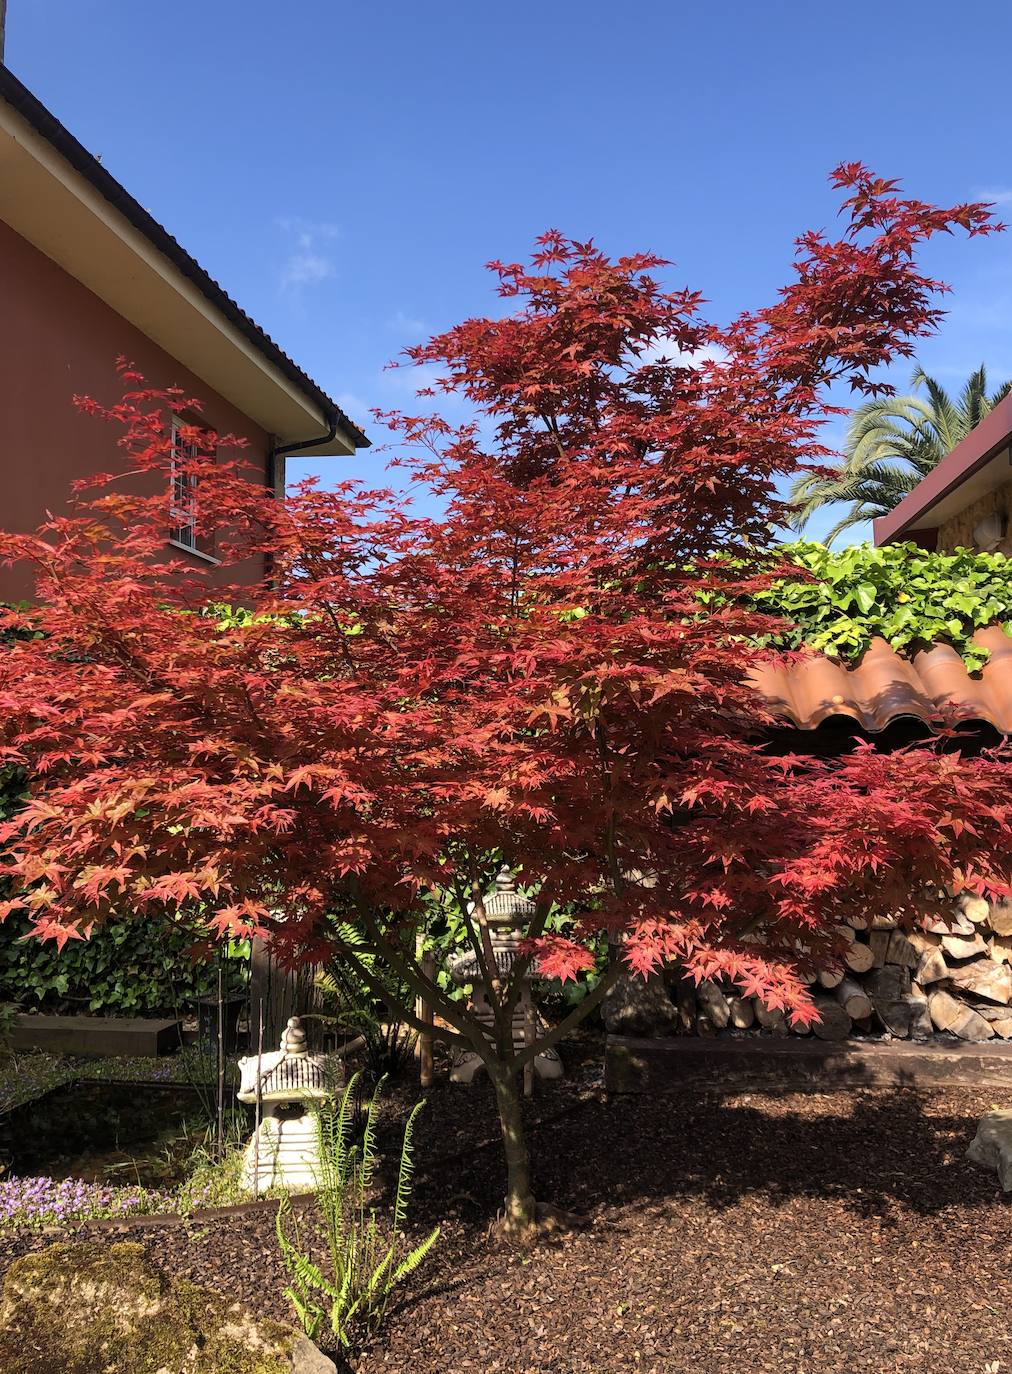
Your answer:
(790, 363), (1009, 538)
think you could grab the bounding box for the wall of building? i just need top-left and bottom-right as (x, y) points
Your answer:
(0, 217), (272, 601)
(937, 477), (1012, 554)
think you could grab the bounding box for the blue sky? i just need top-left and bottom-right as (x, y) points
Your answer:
(8, 0), (1012, 543)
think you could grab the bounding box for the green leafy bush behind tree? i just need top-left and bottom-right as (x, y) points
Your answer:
(0, 754), (241, 1017)
(0, 910), (240, 1016)
(752, 541), (1012, 672)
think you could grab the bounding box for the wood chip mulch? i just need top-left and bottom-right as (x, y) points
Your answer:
(3, 1055), (1012, 1373)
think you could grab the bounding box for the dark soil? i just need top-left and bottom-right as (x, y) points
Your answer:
(3, 1037), (1012, 1372)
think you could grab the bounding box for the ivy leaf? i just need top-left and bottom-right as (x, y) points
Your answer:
(853, 582), (877, 614)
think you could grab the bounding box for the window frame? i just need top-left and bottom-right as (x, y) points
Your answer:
(168, 413), (220, 563)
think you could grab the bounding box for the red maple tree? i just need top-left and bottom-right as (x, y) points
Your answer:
(1, 166), (1010, 1234)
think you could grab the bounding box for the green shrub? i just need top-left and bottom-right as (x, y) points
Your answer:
(749, 541), (1012, 671)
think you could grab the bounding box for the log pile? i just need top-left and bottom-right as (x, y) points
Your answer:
(671, 895), (1012, 1044)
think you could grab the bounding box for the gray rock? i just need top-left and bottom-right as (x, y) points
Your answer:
(967, 1111), (1012, 1191)
(0, 1240), (336, 1374)
(291, 1337), (341, 1373)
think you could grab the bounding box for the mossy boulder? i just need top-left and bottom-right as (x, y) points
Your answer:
(0, 1240), (336, 1374)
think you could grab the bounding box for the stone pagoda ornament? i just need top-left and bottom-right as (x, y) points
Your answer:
(236, 1015), (337, 1194)
(447, 865), (563, 1085)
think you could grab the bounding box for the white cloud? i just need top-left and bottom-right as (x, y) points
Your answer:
(974, 187), (1012, 206)
(633, 333), (728, 369)
(386, 309), (426, 337)
(276, 218), (340, 296)
(333, 390), (368, 416)
(382, 360), (449, 397)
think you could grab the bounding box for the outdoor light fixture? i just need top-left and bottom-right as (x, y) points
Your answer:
(972, 511), (1005, 551)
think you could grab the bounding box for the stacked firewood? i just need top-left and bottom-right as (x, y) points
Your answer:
(674, 896), (1012, 1043)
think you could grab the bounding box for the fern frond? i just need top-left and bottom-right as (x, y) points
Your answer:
(390, 1225), (441, 1286)
(334, 1071), (360, 1183)
(393, 1098), (426, 1233)
(359, 1073), (386, 1191)
(275, 1087), (438, 1348)
(283, 1286), (324, 1341)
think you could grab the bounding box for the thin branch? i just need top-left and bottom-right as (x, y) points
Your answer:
(351, 896), (487, 1049)
(511, 959), (623, 1070)
(333, 937), (472, 1051)
(595, 721), (625, 897)
(468, 869), (504, 1014)
(449, 867), (495, 997)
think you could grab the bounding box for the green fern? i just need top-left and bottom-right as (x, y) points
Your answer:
(275, 1072), (438, 1350)
(393, 1098), (425, 1232)
(390, 1225), (440, 1288)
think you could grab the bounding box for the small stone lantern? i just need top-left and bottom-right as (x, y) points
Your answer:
(447, 866), (563, 1085)
(237, 1016), (336, 1193)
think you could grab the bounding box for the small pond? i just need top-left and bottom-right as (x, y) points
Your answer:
(0, 1081), (250, 1188)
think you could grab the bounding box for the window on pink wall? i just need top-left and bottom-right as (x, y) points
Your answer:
(169, 417), (196, 549)
(169, 414), (218, 559)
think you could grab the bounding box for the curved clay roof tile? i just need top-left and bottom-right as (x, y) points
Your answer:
(749, 625), (1012, 733)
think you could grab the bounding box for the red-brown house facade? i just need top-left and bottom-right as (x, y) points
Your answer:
(0, 64), (367, 602)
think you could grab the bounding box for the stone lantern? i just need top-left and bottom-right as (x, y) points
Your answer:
(447, 866), (563, 1085)
(236, 1016), (337, 1193)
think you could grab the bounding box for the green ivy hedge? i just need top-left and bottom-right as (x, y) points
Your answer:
(0, 763), (240, 1017)
(0, 911), (238, 1017)
(751, 541), (1012, 672)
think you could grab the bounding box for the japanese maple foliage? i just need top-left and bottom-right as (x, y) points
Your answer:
(0, 165), (1010, 1232)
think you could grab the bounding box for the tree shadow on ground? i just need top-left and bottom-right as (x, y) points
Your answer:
(349, 1031), (1012, 1348)
(401, 1070), (1006, 1239)
(558, 1085), (991, 1223)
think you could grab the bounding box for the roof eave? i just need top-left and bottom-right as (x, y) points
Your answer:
(0, 63), (369, 452)
(874, 392), (1012, 545)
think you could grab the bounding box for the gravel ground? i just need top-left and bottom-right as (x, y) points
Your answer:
(2, 1053), (1011, 1373)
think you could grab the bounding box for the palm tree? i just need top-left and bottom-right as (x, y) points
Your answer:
(789, 365), (1012, 544)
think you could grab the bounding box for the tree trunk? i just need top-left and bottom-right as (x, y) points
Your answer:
(491, 1064), (537, 1236)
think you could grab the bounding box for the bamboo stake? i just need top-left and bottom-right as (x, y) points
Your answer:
(418, 944), (435, 1089)
(251, 996), (264, 1198)
(523, 998), (535, 1098)
(215, 951), (225, 1159)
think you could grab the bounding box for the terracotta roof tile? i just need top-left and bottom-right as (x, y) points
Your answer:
(749, 625), (1012, 733)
